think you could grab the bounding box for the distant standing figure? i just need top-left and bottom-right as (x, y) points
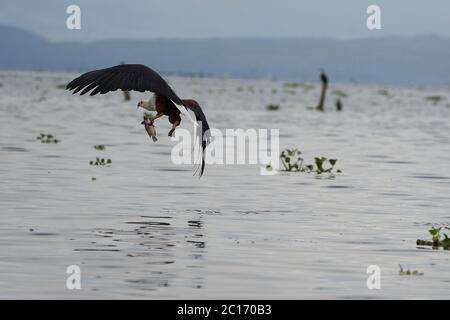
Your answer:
(335, 98), (343, 111)
(123, 89), (131, 101)
(316, 68), (328, 112)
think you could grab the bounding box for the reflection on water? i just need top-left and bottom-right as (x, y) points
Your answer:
(70, 214), (206, 293)
(0, 70), (450, 298)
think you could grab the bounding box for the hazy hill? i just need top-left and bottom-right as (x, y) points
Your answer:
(1, 25), (450, 84)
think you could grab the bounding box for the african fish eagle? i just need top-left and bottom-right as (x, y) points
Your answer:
(66, 64), (211, 176)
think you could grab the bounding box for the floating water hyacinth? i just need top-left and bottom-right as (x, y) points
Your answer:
(266, 104), (280, 111)
(283, 82), (302, 88)
(89, 157), (112, 166)
(94, 144), (106, 150)
(416, 226), (450, 249)
(266, 149), (340, 175)
(425, 95), (444, 105)
(378, 89), (389, 95)
(282, 82), (314, 90)
(36, 133), (59, 144)
(332, 89), (348, 98)
(398, 265), (423, 276)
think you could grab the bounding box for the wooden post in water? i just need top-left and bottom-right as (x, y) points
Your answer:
(316, 68), (328, 112)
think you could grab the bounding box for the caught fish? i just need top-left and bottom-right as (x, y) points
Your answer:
(141, 118), (158, 142)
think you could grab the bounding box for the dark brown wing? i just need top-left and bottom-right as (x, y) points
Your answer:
(182, 99), (211, 177)
(66, 64), (183, 105)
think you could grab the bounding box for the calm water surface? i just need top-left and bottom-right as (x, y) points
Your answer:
(0, 70), (450, 298)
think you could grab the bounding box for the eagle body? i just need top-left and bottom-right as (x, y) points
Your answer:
(143, 95), (204, 126)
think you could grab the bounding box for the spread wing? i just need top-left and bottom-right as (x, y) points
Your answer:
(182, 99), (211, 177)
(66, 64), (184, 105)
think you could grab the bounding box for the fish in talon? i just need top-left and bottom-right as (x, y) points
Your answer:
(141, 118), (158, 142)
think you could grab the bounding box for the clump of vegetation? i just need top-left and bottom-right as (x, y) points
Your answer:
(378, 89), (390, 96)
(283, 82), (314, 90)
(425, 95), (444, 105)
(416, 226), (450, 249)
(284, 89), (297, 95)
(266, 104), (280, 111)
(36, 133), (59, 144)
(283, 82), (302, 88)
(89, 157), (112, 166)
(313, 157), (339, 174)
(332, 89), (348, 98)
(279, 149), (303, 172)
(94, 144), (106, 151)
(266, 149), (341, 175)
(91, 177), (97, 181)
(398, 265), (423, 276)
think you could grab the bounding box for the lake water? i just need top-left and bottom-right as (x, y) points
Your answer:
(1, 70), (450, 299)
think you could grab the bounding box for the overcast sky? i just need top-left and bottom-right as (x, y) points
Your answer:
(1, 0), (449, 42)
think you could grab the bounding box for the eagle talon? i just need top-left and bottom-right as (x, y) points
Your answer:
(142, 118), (154, 126)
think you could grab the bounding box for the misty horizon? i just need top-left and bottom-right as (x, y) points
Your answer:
(2, 0), (450, 42)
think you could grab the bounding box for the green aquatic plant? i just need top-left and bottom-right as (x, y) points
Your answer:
(94, 144), (106, 151)
(425, 95), (444, 105)
(398, 265), (423, 276)
(266, 104), (280, 111)
(430, 226), (442, 243)
(283, 82), (314, 90)
(332, 89), (348, 98)
(56, 84), (67, 89)
(416, 226), (450, 249)
(36, 133), (59, 144)
(280, 149), (304, 172)
(89, 157), (112, 166)
(284, 89), (297, 95)
(283, 82), (302, 88)
(314, 157), (338, 174)
(269, 149), (340, 175)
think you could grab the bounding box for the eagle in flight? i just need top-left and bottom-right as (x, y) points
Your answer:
(66, 64), (211, 176)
